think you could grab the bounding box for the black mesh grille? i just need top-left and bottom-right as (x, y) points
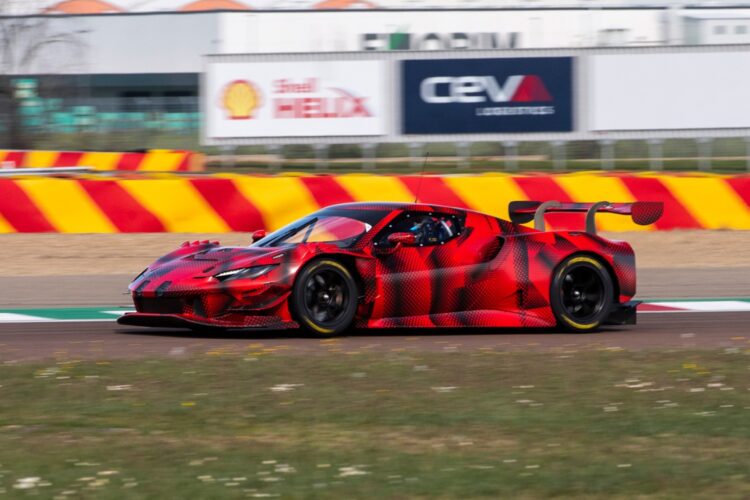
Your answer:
(135, 297), (184, 314)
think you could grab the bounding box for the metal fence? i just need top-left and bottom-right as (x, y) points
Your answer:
(207, 137), (750, 172)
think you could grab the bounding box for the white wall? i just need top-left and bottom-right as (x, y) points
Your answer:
(4, 13), (219, 75)
(10, 9), (750, 76)
(7, 9), (667, 75)
(693, 17), (750, 44)
(589, 51), (750, 130)
(218, 10), (666, 53)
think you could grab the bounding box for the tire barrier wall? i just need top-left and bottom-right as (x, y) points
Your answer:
(0, 172), (748, 233)
(0, 150), (203, 172)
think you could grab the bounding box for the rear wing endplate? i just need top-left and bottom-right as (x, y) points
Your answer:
(508, 201), (663, 234)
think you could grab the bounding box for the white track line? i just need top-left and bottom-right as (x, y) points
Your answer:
(645, 301), (750, 313)
(0, 315), (115, 323)
(0, 313), (50, 322)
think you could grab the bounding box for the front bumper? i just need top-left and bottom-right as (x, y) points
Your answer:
(123, 283), (294, 330)
(604, 300), (640, 325)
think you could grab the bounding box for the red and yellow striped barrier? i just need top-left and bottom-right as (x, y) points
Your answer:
(0, 149), (203, 172)
(0, 172), (748, 233)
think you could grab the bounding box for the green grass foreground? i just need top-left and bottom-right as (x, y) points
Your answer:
(1, 350), (749, 498)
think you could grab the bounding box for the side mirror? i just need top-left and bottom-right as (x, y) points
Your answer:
(251, 229), (266, 242)
(387, 232), (416, 247)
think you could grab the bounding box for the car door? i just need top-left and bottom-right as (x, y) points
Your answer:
(368, 210), (477, 323)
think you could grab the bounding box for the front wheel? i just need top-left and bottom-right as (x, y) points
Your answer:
(550, 255), (614, 332)
(291, 259), (358, 337)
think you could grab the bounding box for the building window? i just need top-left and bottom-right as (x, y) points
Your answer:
(736, 25), (748, 34)
(714, 25), (727, 35)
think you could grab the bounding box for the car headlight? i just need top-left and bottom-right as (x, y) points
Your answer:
(213, 265), (277, 282)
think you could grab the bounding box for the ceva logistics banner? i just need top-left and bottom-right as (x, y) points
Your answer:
(401, 57), (573, 134)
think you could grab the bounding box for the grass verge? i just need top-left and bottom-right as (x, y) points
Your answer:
(1, 350), (749, 498)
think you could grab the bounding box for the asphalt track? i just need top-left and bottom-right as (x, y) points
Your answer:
(0, 312), (747, 362)
(3, 267), (750, 307)
(1, 267), (747, 361)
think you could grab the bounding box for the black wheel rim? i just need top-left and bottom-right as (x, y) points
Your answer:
(560, 265), (606, 322)
(303, 269), (349, 325)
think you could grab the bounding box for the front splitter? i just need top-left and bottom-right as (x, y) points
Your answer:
(117, 312), (296, 330)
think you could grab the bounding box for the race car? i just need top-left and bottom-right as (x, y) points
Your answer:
(118, 200), (662, 336)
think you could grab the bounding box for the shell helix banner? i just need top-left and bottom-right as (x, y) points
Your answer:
(401, 57), (573, 134)
(205, 60), (389, 138)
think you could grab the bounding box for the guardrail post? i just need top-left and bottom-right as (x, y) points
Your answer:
(552, 140), (566, 171)
(220, 145), (236, 170)
(599, 140), (614, 170)
(409, 142), (423, 169)
(457, 141), (471, 170)
(266, 144), (281, 171)
(314, 144), (328, 171)
(648, 139), (663, 171)
(504, 141), (518, 171)
(362, 143), (375, 171)
(697, 138), (712, 171)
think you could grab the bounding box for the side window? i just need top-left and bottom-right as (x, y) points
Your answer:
(375, 212), (464, 247)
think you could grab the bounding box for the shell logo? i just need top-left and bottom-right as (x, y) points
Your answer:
(222, 80), (261, 120)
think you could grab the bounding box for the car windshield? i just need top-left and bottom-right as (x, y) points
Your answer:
(253, 208), (389, 248)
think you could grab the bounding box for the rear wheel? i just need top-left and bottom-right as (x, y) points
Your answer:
(291, 259), (358, 337)
(550, 255), (614, 332)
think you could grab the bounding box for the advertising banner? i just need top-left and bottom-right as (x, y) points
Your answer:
(205, 60), (389, 138)
(401, 57), (573, 134)
(590, 52), (750, 131)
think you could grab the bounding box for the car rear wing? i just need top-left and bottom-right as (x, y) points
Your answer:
(508, 201), (663, 234)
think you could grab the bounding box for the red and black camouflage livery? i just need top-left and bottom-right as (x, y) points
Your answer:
(118, 201), (653, 331)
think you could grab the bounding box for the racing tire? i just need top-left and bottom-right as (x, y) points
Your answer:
(550, 255), (614, 332)
(291, 259), (358, 337)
